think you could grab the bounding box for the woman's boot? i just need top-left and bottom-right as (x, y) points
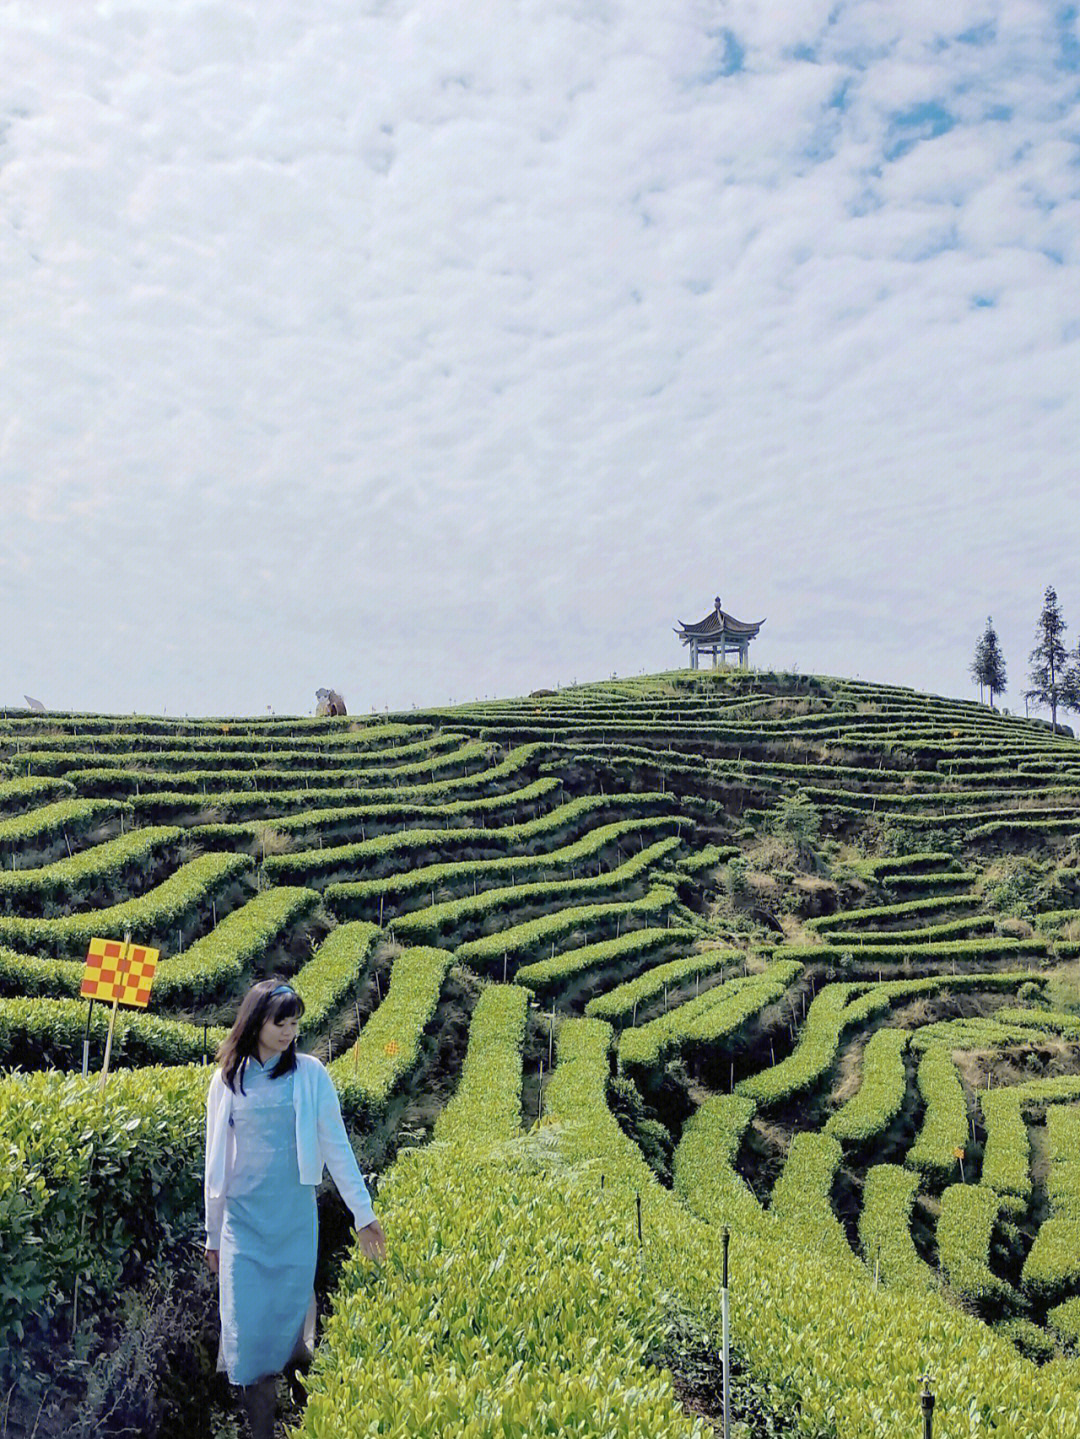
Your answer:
(240, 1373), (278, 1439)
(283, 1309), (314, 1409)
(283, 1343), (312, 1408)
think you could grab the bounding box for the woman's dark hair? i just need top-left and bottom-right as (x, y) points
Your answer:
(216, 977), (305, 1093)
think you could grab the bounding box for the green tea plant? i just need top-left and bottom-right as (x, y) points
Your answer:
(770, 1131), (861, 1275)
(585, 946), (740, 1022)
(0, 798), (126, 853)
(0, 825), (184, 915)
(1021, 1105), (1080, 1298)
(0, 775), (76, 816)
(516, 926), (698, 993)
(330, 947), (453, 1118)
(0, 996), (227, 1071)
(328, 819), (683, 922)
(979, 1089), (1031, 1211)
(264, 790), (677, 884)
(621, 962), (802, 1070)
(0, 1065), (210, 1378)
(858, 1164), (938, 1293)
(906, 1045), (968, 1181)
(937, 1184), (1021, 1306)
(825, 1028), (909, 1143)
(290, 921), (380, 1031)
(672, 1093), (768, 1234)
(433, 984), (529, 1145)
(456, 885), (678, 972)
(0, 852), (254, 957)
(151, 885), (320, 1004)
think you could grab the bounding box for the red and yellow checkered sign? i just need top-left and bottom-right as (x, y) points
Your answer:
(81, 937), (159, 1008)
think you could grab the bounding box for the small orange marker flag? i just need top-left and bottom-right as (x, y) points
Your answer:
(81, 936), (159, 1008)
(81, 934), (160, 1089)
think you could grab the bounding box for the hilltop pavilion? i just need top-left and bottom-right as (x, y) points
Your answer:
(675, 597), (764, 670)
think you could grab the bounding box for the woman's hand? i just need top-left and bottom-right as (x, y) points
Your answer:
(356, 1219), (387, 1262)
(206, 1248), (220, 1274)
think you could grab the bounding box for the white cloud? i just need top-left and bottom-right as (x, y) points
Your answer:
(0, 0), (1077, 714)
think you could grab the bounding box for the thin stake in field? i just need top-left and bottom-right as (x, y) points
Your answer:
(82, 999), (95, 1078)
(721, 1226), (731, 1439)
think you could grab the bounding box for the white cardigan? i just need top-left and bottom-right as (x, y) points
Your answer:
(204, 1051), (376, 1248)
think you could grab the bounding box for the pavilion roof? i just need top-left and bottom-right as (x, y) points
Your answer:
(675, 602), (764, 641)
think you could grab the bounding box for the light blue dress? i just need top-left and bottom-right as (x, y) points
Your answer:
(217, 1057), (317, 1386)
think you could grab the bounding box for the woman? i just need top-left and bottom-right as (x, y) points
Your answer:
(204, 978), (387, 1438)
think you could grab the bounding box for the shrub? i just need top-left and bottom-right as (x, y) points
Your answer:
(772, 792), (821, 854)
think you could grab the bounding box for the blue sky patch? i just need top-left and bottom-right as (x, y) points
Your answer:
(884, 101), (956, 161)
(1056, 6), (1080, 71)
(704, 28), (746, 80)
(957, 22), (996, 46)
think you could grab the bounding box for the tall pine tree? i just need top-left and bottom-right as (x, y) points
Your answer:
(1061, 647), (1080, 722)
(1027, 585), (1069, 730)
(970, 616), (1007, 708)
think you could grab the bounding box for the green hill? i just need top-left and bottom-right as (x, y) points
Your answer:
(4, 668), (1080, 1437)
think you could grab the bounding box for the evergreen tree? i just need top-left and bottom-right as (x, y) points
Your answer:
(1026, 585), (1069, 730)
(1061, 648), (1080, 721)
(970, 616), (1007, 708)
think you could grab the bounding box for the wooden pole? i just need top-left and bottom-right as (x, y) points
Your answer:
(98, 997), (120, 1091)
(721, 1227), (731, 1439)
(98, 933), (130, 1090)
(82, 999), (95, 1078)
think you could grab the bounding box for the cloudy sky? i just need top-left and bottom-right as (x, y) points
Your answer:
(3, 0), (1078, 716)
